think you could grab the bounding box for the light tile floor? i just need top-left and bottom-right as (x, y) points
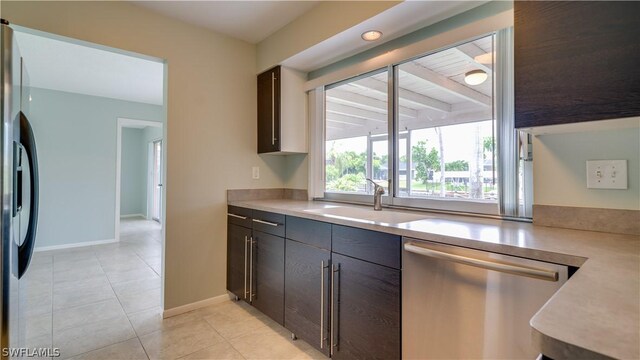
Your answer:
(20, 217), (324, 360)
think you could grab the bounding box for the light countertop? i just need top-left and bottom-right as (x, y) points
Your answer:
(228, 199), (640, 360)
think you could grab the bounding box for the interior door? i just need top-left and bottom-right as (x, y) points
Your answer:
(151, 139), (162, 223)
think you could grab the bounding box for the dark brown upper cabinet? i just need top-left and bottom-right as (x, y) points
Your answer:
(257, 65), (307, 154)
(514, 1), (640, 129)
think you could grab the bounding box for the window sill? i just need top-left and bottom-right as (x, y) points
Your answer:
(315, 195), (531, 223)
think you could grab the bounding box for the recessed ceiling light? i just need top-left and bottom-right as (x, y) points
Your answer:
(361, 30), (382, 41)
(464, 69), (488, 85)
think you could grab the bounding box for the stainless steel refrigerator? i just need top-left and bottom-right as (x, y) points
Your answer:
(0, 19), (40, 358)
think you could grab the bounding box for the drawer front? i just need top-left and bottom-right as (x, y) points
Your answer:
(252, 210), (285, 237)
(286, 216), (331, 250)
(332, 225), (400, 269)
(227, 205), (252, 228)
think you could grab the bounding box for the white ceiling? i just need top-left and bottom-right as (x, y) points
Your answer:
(283, 1), (488, 72)
(133, 1), (320, 44)
(12, 1), (486, 106)
(15, 31), (164, 105)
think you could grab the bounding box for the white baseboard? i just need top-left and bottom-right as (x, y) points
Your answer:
(163, 293), (231, 319)
(35, 238), (117, 252)
(120, 213), (146, 219)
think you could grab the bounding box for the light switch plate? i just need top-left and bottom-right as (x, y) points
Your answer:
(252, 166), (260, 180)
(586, 160), (627, 189)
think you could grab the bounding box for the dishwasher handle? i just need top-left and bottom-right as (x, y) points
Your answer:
(404, 242), (559, 282)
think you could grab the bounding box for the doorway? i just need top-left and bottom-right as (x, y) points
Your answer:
(12, 26), (167, 358)
(115, 117), (164, 241)
(150, 139), (163, 223)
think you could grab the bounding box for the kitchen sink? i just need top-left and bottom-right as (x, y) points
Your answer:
(304, 205), (432, 224)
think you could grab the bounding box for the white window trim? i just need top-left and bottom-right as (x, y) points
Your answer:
(307, 88), (325, 199)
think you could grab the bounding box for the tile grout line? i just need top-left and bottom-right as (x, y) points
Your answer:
(110, 221), (162, 360)
(137, 253), (161, 277)
(130, 246), (161, 279)
(50, 261), (116, 316)
(63, 338), (147, 360)
(32, 220), (158, 360)
(180, 317), (247, 360)
(94, 240), (149, 360)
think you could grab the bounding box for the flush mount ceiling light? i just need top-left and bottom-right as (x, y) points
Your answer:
(473, 52), (494, 65)
(464, 69), (488, 85)
(361, 30), (382, 41)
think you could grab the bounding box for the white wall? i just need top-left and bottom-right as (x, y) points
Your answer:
(533, 127), (640, 210)
(29, 87), (163, 248)
(256, 1), (399, 72)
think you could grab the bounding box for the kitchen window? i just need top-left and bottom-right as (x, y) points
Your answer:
(318, 28), (529, 218)
(325, 69), (389, 195)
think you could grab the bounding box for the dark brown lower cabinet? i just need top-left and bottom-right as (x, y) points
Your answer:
(251, 230), (285, 325)
(229, 210), (402, 359)
(227, 223), (250, 302)
(284, 240), (331, 356)
(331, 253), (401, 360)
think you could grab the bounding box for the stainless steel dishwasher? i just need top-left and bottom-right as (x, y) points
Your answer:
(402, 238), (568, 359)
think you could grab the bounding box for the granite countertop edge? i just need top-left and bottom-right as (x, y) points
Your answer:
(227, 199), (640, 360)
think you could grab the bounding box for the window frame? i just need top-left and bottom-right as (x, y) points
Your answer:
(315, 28), (526, 218)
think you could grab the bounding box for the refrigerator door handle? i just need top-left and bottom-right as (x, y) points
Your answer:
(17, 111), (38, 278)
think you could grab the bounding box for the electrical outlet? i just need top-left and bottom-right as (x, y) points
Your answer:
(252, 166), (260, 180)
(586, 160), (627, 189)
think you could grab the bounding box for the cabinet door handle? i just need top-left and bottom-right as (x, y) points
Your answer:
(330, 263), (340, 355)
(271, 71), (276, 145)
(228, 213), (247, 220)
(252, 218), (280, 227)
(243, 236), (248, 299)
(249, 237), (254, 302)
(320, 260), (328, 349)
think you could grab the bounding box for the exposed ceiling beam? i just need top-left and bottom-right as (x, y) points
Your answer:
(402, 108), (493, 131)
(327, 114), (389, 136)
(450, 43), (493, 75)
(400, 63), (492, 107)
(450, 102), (487, 113)
(326, 122), (348, 130)
(326, 102), (387, 123)
(327, 125), (387, 141)
(326, 89), (417, 119)
(330, 110), (492, 141)
(352, 78), (451, 113)
(326, 113), (368, 126)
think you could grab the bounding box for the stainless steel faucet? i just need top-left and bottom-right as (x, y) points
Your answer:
(366, 178), (385, 211)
